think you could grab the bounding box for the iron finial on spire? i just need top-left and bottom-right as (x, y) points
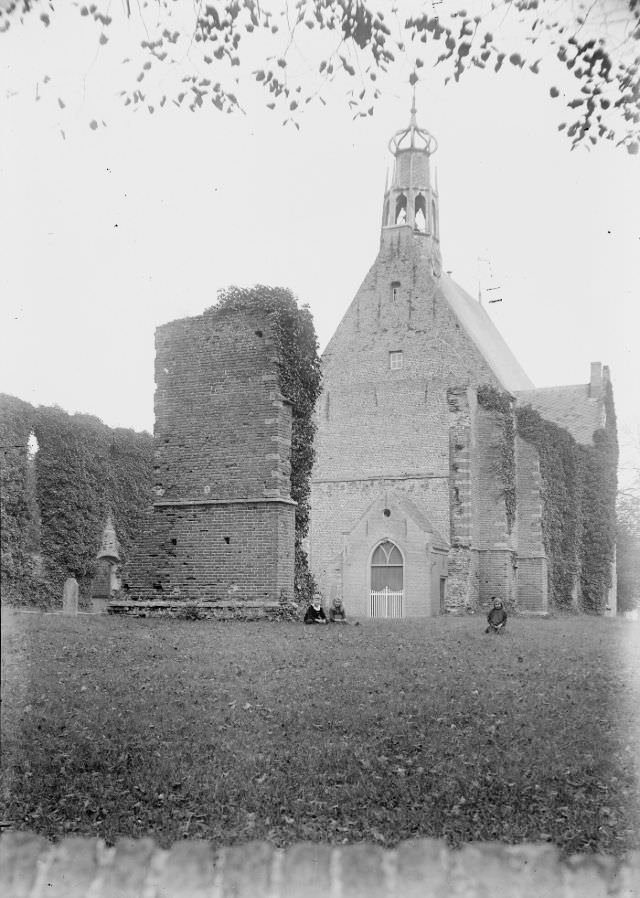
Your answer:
(388, 89), (437, 156)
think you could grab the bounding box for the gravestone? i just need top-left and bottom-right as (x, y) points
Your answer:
(62, 577), (79, 615)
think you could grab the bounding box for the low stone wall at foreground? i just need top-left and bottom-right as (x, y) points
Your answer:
(1, 832), (638, 897)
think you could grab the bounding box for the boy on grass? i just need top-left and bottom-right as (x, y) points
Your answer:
(485, 597), (507, 634)
(304, 598), (328, 625)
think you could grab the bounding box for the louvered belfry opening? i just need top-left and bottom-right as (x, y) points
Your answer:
(370, 540), (404, 618)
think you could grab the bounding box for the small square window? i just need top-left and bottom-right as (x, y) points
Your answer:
(389, 351), (403, 370)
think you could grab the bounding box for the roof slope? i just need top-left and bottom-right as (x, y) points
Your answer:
(515, 383), (605, 445)
(439, 275), (534, 392)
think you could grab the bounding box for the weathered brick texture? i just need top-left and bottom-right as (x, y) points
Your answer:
(2, 833), (638, 898)
(310, 234), (503, 612)
(514, 434), (548, 612)
(119, 307), (295, 615)
(473, 406), (517, 609)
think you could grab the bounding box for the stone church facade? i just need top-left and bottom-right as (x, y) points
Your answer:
(309, 107), (616, 618)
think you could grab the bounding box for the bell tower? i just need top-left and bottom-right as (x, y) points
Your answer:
(380, 98), (442, 277)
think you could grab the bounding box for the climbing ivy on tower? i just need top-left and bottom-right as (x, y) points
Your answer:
(516, 385), (617, 613)
(215, 286), (322, 603)
(578, 380), (618, 612)
(516, 406), (585, 608)
(476, 384), (517, 534)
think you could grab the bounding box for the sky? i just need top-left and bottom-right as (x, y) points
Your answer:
(1, 2), (639, 483)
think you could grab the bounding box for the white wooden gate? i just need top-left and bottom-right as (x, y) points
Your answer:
(370, 587), (403, 618)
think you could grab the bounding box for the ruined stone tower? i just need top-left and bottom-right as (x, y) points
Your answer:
(117, 304), (295, 616)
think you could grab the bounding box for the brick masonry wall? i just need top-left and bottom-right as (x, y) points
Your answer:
(2, 832), (638, 898)
(446, 546), (478, 610)
(310, 477), (450, 605)
(515, 434), (549, 613)
(122, 502), (294, 603)
(341, 496), (448, 617)
(473, 406), (516, 609)
(153, 309), (291, 502)
(311, 233), (502, 611)
(121, 307), (295, 611)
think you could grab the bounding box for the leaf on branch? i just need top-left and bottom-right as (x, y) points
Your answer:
(550, 86), (560, 98)
(99, 33), (108, 46)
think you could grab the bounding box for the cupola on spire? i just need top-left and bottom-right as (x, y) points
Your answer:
(381, 94), (442, 276)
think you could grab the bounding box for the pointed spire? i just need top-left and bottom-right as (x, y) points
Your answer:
(409, 83), (418, 143)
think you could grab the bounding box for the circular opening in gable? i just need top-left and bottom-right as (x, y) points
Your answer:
(383, 508), (391, 518)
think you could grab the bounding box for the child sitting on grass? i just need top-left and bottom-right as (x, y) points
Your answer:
(485, 597), (507, 634)
(304, 598), (328, 625)
(329, 596), (348, 623)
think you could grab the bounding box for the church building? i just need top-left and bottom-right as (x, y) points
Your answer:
(309, 106), (617, 618)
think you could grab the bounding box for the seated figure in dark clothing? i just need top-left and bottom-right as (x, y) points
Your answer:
(304, 599), (328, 625)
(329, 596), (348, 623)
(485, 597), (507, 634)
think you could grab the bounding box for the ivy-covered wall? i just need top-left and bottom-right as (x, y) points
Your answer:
(0, 394), (154, 607)
(214, 286), (322, 603)
(474, 383), (617, 613)
(516, 381), (617, 613)
(0, 395), (43, 603)
(1, 289), (321, 611)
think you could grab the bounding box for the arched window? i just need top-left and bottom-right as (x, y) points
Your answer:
(370, 540), (403, 617)
(382, 198), (390, 227)
(415, 194), (427, 232)
(395, 194), (407, 224)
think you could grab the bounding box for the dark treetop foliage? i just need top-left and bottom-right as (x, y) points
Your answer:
(214, 285), (322, 602)
(2, 1), (639, 151)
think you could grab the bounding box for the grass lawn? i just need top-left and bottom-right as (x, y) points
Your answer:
(1, 610), (638, 855)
